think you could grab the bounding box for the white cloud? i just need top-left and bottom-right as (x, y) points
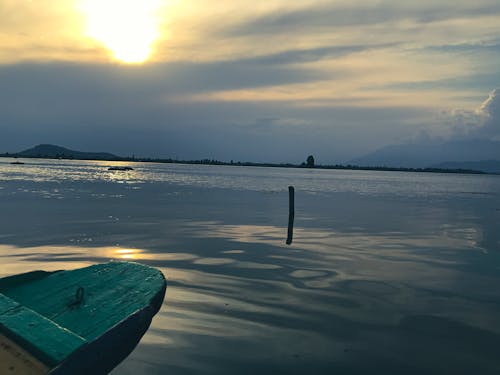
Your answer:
(478, 89), (500, 139)
(445, 89), (500, 140)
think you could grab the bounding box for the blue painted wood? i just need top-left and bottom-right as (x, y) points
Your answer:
(0, 270), (60, 291)
(0, 300), (87, 366)
(0, 261), (166, 373)
(0, 294), (19, 314)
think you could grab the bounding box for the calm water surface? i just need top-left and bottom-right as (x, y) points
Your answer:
(1, 159), (499, 374)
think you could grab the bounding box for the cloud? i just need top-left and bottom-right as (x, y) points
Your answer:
(2, 0), (500, 65)
(0, 61), (436, 162)
(237, 43), (398, 66)
(444, 89), (500, 140)
(1, 1), (500, 163)
(224, 1), (500, 38)
(2, 1), (498, 110)
(478, 89), (500, 139)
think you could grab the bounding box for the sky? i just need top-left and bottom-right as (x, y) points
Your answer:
(0, 0), (499, 163)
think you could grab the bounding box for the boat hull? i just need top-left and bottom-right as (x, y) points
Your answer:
(0, 262), (166, 374)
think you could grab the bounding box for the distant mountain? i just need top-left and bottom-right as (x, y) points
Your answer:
(16, 144), (120, 160)
(350, 139), (500, 169)
(431, 160), (500, 174)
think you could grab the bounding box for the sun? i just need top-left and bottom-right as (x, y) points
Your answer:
(79, 0), (162, 64)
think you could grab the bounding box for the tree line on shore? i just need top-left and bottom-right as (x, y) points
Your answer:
(0, 152), (485, 175)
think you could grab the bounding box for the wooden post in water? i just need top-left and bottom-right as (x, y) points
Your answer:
(286, 186), (295, 245)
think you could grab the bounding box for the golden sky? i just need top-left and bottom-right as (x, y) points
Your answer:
(0, 0), (499, 161)
(1, 0), (499, 108)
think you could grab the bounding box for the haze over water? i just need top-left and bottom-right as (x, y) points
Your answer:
(1, 159), (500, 374)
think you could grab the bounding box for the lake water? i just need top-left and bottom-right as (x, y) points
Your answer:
(1, 159), (499, 374)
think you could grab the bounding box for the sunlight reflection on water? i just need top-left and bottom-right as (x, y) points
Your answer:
(2, 158), (500, 197)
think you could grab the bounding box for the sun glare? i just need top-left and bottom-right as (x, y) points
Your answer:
(79, 0), (162, 63)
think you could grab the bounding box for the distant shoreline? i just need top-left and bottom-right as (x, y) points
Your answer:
(0, 153), (488, 175)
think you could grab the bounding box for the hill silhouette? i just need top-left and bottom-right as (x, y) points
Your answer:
(350, 139), (500, 169)
(16, 144), (120, 160)
(431, 160), (500, 174)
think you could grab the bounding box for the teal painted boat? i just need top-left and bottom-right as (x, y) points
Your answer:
(0, 261), (166, 374)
